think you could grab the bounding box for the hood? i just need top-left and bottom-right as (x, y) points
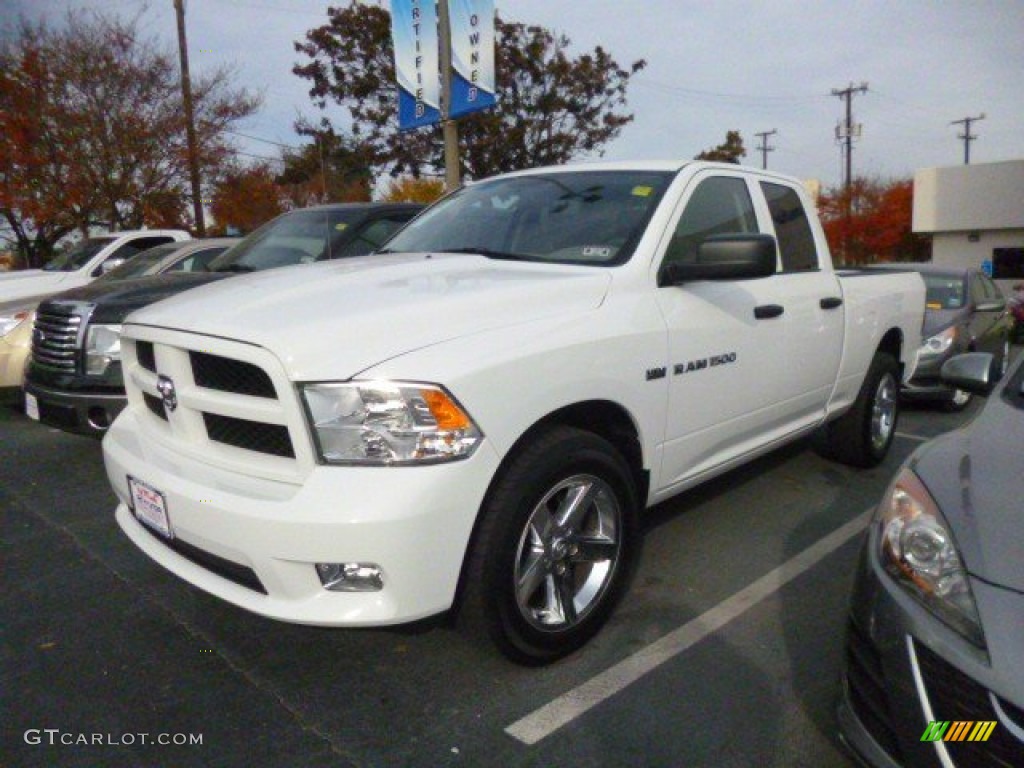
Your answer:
(48, 272), (228, 324)
(0, 271), (75, 303)
(921, 307), (965, 339)
(126, 253), (612, 380)
(911, 375), (1024, 592)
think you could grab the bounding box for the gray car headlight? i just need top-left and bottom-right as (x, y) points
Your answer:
(878, 467), (985, 648)
(919, 326), (957, 357)
(302, 381), (483, 465)
(85, 324), (122, 376)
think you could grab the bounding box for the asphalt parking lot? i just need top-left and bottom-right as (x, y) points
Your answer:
(0, 382), (1001, 768)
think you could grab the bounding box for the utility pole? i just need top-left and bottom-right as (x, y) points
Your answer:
(754, 129), (777, 170)
(951, 113), (985, 165)
(437, 0), (460, 190)
(173, 0), (205, 235)
(831, 82), (868, 194)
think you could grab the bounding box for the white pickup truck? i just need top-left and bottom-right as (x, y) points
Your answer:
(0, 229), (190, 304)
(102, 162), (925, 663)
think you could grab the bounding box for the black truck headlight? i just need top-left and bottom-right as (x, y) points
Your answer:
(85, 324), (122, 376)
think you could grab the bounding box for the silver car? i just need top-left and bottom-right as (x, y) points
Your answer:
(839, 351), (1024, 766)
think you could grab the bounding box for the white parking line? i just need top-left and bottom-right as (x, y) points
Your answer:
(505, 509), (873, 745)
(895, 431), (931, 443)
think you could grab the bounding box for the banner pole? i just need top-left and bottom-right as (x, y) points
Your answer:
(437, 0), (461, 190)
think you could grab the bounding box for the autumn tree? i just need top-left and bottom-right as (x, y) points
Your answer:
(276, 128), (373, 207)
(0, 10), (260, 267)
(381, 176), (445, 204)
(292, 2), (645, 179)
(817, 177), (929, 265)
(210, 163), (284, 235)
(695, 131), (746, 164)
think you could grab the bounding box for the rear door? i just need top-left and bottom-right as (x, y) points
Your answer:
(758, 181), (844, 424)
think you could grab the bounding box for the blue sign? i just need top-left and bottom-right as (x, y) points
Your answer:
(982, 259), (993, 277)
(447, 0), (498, 119)
(391, 0), (441, 131)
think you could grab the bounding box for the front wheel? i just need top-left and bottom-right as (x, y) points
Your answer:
(461, 426), (640, 665)
(815, 352), (900, 468)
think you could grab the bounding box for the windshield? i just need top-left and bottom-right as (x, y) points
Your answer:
(42, 237), (115, 272)
(924, 273), (967, 310)
(208, 209), (369, 272)
(382, 171), (674, 266)
(93, 243), (182, 282)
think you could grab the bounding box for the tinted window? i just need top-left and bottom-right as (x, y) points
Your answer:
(923, 273), (966, 310)
(384, 171), (673, 266)
(993, 248), (1024, 280)
(969, 273), (987, 306)
(42, 237), (116, 272)
(978, 274), (1003, 302)
(761, 182), (818, 272)
(663, 176), (758, 267)
(106, 236), (175, 263)
(337, 215), (415, 258)
(166, 246), (229, 273)
(94, 243), (183, 282)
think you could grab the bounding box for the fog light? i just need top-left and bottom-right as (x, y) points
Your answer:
(315, 562), (384, 592)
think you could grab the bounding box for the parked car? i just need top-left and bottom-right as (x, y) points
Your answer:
(0, 240), (235, 395)
(1009, 283), (1024, 343)
(101, 161), (924, 663)
(25, 204), (422, 435)
(874, 264), (1013, 410)
(0, 230), (191, 304)
(839, 350), (1024, 767)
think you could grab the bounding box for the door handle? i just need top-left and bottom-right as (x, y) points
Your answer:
(754, 304), (784, 319)
(820, 297), (843, 309)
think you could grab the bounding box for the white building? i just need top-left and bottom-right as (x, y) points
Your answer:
(913, 159), (1024, 291)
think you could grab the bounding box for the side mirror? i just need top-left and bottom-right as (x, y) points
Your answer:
(940, 352), (1001, 396)
(974, 299), (1006, 313)
(660, 234), (777, 285)
(99, 258), (127, 275)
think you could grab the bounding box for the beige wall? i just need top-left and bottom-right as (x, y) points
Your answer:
(914, 159), (1024, 234)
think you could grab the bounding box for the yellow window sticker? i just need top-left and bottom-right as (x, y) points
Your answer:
(632, 186), (653, 197)
(334, 222), (348, 231)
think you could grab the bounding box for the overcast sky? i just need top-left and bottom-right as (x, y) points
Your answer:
(7, 0), (1024, 188)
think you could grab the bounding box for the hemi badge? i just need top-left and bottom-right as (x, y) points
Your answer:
(646, 367), (667, 381)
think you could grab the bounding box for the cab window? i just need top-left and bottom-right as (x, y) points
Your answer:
(663, 176), (758, 268)
(761, 182), (818, 272)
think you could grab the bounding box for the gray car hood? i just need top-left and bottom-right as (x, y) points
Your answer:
(911, 373), (1024, 592)
(124, 253), (612, 381)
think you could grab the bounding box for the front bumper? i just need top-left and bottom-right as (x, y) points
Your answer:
(839, 526), (1024, 767)
(103, 409), (502, 626)
(24, 380), (127, 436)
(0, 320), (31, 388)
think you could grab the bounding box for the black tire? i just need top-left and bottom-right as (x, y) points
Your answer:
(815, 352), (900, 468)
(461, 426), (640, 665)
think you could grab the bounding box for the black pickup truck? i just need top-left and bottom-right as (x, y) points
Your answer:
(24, 203), (423, 435)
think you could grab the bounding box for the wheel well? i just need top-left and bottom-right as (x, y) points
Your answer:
(447, 400), (647, 622)
(877, 328), (903, 376)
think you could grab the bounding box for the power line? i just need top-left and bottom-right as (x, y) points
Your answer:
(831, 82), (868, 194)
(224, 129), (301, 150)
(950, 113), (985, 165)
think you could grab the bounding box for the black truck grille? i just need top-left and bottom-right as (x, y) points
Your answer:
(190, 351), (277, 398)
(203, 413), (295, 458)
(32, 304), (85, 371)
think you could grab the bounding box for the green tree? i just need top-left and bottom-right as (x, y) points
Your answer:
(276, 126), (373, 207)
(0, 10), (260, 267)
(292, 2), (644, 179)
(695, 130), (746, 164)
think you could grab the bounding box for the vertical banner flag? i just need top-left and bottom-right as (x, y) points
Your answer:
(447, 0), (498, 119)
(391, 0), (441, 131)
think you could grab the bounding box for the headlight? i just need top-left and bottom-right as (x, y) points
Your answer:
(85, 324), (122, 376)
(878, 467), (984, 647)
(920, 326), (957, 357)
(0, 310), (31, 338)
(302, 381), (483, 465)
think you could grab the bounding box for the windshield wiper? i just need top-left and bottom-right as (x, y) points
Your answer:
(443, 246), (533, 261)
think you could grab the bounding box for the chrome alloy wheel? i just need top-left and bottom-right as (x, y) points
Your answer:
(513, 474), (622, 631)
(871, 373), (898, 453)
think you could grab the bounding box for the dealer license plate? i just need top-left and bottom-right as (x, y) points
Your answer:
(25, 392), (39, 421)
(128, 476), (173, 539)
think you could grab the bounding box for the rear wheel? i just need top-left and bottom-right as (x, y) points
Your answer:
(815, 352), (900, 468)
(461, 426), (640, 665)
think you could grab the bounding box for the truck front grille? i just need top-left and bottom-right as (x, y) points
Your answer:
(203, 413), (294, 458)
(32, 303), (88, 371)
(190, 350), (276, 398)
